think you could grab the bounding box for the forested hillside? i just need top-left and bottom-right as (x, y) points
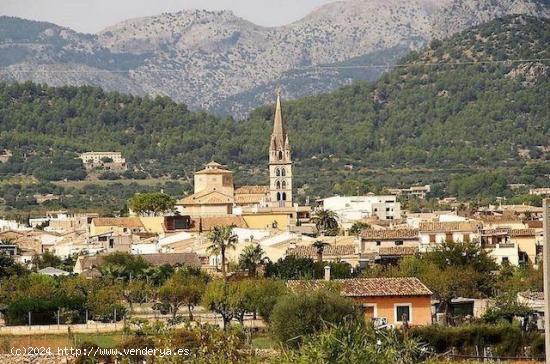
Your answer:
(0, 15), (548, 215)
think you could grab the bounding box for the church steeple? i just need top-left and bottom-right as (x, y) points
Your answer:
(271, 91), (286, 150)
(268, 91), (293, 207)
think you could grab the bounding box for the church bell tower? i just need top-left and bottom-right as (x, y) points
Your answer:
(269, 91), (293, 207)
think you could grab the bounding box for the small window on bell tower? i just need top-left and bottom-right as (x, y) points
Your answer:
(278, 151), (283, 160)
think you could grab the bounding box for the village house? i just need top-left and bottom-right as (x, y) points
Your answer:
(89, 217), (147, 236)
(386, 185), (431, 199)
(79, 151), (127, 171)
(318, 194), (402, 224)
(359, 228), (419, 252)
(288, 244), (359, 266)
(479, 227), (542, 266)
(288, 276), (433, 327)
(418, 221), (481, 250)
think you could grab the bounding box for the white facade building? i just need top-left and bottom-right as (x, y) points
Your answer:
(318, 195), (401, 222)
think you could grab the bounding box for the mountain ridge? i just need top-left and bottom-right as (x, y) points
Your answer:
(0, 0), (548, 118)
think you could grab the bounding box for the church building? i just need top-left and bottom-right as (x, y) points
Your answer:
(176, 93), (309, 226)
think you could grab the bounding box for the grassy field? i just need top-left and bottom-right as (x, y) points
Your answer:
(0, 333), (125, 353)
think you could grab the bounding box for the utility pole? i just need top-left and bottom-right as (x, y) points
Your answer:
(543, 198), (550, 363)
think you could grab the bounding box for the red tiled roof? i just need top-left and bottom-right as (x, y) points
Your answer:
(287, 277), (432, 297)
(289, 244), (357, 258)
(526, 220), (543, 229)
(509, 228), (538, 237)
(92, 217), (144, 228)
(419, 221), (481, 232)
(235, 185), (269, 194)
(478, 215), (523, 224)
(186, 216), (248, 232)
(360, 229), (418, 240)
(178, 191), (234, 205)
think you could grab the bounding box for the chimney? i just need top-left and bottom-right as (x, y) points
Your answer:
(324, 265), (331, 281)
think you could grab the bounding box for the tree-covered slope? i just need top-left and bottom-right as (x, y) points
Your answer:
(0, 15), (548, 198)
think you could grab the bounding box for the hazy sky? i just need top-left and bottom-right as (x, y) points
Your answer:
(1, 0), (338, 33)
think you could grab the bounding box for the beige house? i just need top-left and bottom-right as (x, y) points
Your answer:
(79, 151), (127, 171)
(418, 221), (481, 250)
(89, 217), (146, 236)
(288, 244), (359, 266)
(359, 229), (419, 253)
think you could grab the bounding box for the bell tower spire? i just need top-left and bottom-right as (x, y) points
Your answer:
(269, 90), (293, 207)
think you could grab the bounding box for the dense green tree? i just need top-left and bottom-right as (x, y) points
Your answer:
(158, 269), (207, 320)
(270, 287), (358, 347)
(128, 192), (176, 216)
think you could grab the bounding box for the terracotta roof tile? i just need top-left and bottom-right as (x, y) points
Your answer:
(235, 185), (269, 194)
(360, 229), (419, 240)
(419, 221), (481, 232)
(518, 291), (543, 301)
(479, 215), (523, 224)
(179, 191), (234, 205)
(509, 228), (537, 237)
(186, 216), (248, 232)
(288, 277), (432, 297)
(234, 194), (266, 204)
(92, 217), (144, 228)
(526, 221), (543, 229)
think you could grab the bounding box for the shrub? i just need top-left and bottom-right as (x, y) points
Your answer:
(411, 323), (541, 357)
(274, 319), (430, 364)
(270, 288), (358, 347)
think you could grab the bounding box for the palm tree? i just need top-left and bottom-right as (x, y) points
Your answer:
(311, 209), (339, 236)
(239, 244), (268, 277)
(312, 240), (331, 263)
(207, 225), (238, 281)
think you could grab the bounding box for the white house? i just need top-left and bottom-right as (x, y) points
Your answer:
(318, 195), (402, 222)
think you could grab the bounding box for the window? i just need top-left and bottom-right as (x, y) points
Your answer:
(282, 192), (287, 201)
(395, 304), (412, 323)
(464, 233), (470, 242)
(502, 257), (509, 264)
(281, 168), (286, 176)
(362, 304), (377, 320)
(276, 181), (281, 189)
(276, 168), (281, 176)
(445, 232), (453, 242)
(429, 234), (436, 243)
(278, 151), (283, 160)
(282, 181), (287, 189)
(376, 241), (381, 246)
(276, 192), (281, 201)
(395, 240), (404, 246)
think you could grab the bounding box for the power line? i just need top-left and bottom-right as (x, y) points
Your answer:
(0, 58), (548, 74)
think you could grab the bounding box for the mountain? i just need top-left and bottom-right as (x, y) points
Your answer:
(0, 15), (548, 213)
(0, 0), (548, 117)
